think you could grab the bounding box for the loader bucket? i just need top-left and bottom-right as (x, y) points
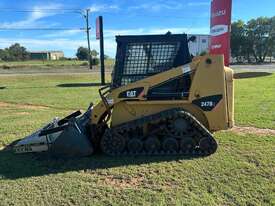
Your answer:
(13, 108), (94, 157)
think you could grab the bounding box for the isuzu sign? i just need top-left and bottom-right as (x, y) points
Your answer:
(210, 0), (232, 66)
(210, 25), (228, 36)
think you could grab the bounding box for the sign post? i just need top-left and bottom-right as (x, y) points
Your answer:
(210, 0), (232, 66)
(96, 16), (105, 85)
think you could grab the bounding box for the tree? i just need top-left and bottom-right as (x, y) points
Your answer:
(246, 17), (273, 63)
(269, 17), (275, 59)
(76, 47), (89, 60)
(231, 20), (247, 62)
(8, 43), (29, 61)
(104, 54), (110, 59)
(231, 16), (275, 63)
(90, 49), (100, 65)
(76, 47), (99, 65)
(91, 49), (98, 57)
(0, 43), (29, 61)
(1, 48), (9, 61)
(0, 49), (6, 60)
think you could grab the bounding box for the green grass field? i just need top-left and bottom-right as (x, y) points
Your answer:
(0, 72), (274, 205)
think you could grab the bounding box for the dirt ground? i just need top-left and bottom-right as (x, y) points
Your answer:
(230, 126), (275, 136)
(231, 64), (275, 73)
(0, 66), (113, 75)
(0, 101), (49, 110)
(0, 64), (274, 76)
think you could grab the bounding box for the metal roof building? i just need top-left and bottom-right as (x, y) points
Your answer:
(30, 51), (64, 60)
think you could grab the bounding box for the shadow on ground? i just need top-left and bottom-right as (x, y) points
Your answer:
(0, 86), (6, 90)
(57, 83), (109, 88)
(234, 72), (272, 79)
(0, 150), (195, 180)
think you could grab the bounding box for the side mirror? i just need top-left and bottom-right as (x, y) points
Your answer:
(188, 35), (196, 42)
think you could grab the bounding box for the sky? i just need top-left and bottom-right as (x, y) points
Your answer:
(0, 0), (274, 57)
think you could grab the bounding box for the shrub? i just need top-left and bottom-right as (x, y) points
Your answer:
(2, 65), (10, 69)
(81, 62), (89, 66)
(199, 51), (208, 56)
(91, 58), (100, 66)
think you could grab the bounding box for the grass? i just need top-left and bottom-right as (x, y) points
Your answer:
(0, 72), (274, 205)
(234, 73), (275, 129)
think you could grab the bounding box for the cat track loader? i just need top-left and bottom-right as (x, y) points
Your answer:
(13, 33), (234, 157)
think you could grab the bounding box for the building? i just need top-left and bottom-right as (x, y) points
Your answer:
(187, 34), (210, 56)
(30, 51), (64, 60)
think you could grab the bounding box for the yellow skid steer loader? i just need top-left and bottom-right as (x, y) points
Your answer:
(14, 33), (234, 157)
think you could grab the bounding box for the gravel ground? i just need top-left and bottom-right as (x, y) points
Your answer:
(0, 66), (113, 75)
(231, 64), (275, 73)
(0, 64), (274, 76)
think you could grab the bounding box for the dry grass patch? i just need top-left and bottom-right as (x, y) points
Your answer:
(230, 126), (275, 136)
(0, 101), (49, 110)
(102, 175), (145, 189)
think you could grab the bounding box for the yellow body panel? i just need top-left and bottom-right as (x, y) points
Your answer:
(111, 101), (209, 129)
(91, 54), (234, 132)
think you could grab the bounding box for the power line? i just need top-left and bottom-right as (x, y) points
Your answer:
(101, 12), (209, 20)
(0, 8), (207, 19)
(0, 28), (85, 31)
(0, 7), (209, 19)
(0, 8), (83, 13)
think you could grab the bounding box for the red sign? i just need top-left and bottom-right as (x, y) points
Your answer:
(210, 0), (232, 66)
(96, 17), (100, 40)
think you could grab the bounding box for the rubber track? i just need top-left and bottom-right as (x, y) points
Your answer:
(101, 108), (218, 156)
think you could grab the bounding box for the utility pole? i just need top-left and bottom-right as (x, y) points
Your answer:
(98, 16), (105, 85)
(84, 9), (92, 70)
